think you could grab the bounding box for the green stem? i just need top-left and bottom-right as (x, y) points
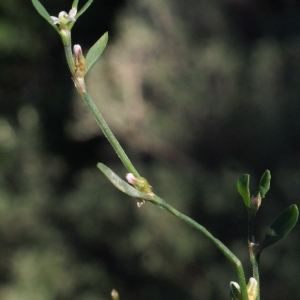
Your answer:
(251, 256), (260, 300)
(62, 35), (139, 177)
(248, 212), (260, 299)
(151, 194), (249, 300)
(72, 0), (79, 8)
(62, 27), (248, 299)
(81, 92), (140, 177)
(64, 41), (75, 75)
(248, 214), (254, 244)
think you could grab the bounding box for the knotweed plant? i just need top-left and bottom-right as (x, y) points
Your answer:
(32, 1), (299, 299)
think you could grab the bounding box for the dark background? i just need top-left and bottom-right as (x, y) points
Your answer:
(0, 0), (300, 299)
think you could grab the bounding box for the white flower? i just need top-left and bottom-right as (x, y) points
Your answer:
(51, 8), (77, 26)
(247, 277), (258, 300)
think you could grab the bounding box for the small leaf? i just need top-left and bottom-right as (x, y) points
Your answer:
(32, 0), (57, 28)
(237, 174), (251, 208)
(97, 163), (153, 200)
(259, 169), (271, 198)
(230, 282), (242, 300)
(76, 0), (94, 19)
(85, 32), (108, 74)
(261, 204), (299, 251)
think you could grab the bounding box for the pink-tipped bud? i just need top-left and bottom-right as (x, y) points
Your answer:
(73, 44), (82, 58)
(73, 44), (86, 86)
(250, 193), (262, 212)
(126, 173), (153, 200)
(126, 173), (137, 185)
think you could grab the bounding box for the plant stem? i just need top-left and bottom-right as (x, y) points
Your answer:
(248, 213), (260, 300)
(81, 92), (140, 177)
(151, 194), (249, 300)
(62, 35), (139, 177)
(63, 27), (249, 299)
(251, 256), (260, 300)
(64, 42), (75, 75)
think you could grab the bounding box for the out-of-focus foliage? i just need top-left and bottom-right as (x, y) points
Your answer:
(0, 0), (300, 299)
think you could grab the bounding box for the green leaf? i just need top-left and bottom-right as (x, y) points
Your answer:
(85, 32), (108, 74)
(32, 0), (58, 29)
(76, 0), (94, 19)
(97, 163), (153, 200)
(237, 174), (251, 208)
(259, 169), (271, 198)
(230, 282), (242, 300)
(261, 204), (299, 251)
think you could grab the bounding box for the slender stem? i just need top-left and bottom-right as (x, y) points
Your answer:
(81, 92), (140, 177)
(62, 35), (139, 177)
(252, 256), (260, 300)
(72, 0), (79, 8)
(248, 214), (254, 244)
(151, 195), (249, 300)
(248, 212), (260, 300)
(62, 26), (248, 299)
(64, 42), (75, 75)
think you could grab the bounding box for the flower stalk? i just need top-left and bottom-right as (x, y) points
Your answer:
(36, 2), (300, 299)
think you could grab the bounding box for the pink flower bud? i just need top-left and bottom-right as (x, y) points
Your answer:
(126, 173), (137, 185)
(250, 194), (262, 212)
(73, 44), (86, 82)
(73, 44), (82, 58)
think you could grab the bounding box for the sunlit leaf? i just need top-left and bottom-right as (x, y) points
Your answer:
(237, 174), (251, 208)
(97, 163), (153, 200)
(85, 32), (108, 74)
(259, 169), (271, 198)
(32, 0), (55, 27)
(260, 204), (299, 251)
(76, 0), (94, 19)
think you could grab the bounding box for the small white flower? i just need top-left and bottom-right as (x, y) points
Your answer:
(51, 7), (77, 26)
(247, 277), (258, 300)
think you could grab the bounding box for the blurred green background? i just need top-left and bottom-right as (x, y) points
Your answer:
(0, 0), (300, 299)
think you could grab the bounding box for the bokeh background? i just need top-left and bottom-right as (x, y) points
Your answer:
(0, 0), (300, 299)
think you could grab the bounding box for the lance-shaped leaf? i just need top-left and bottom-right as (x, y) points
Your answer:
(237, 174), (251, 208)
(32, 0), (59, 32)
(260, 204), (299, 251)
(259, 169), (271, 198)
(85, 32), (108, 74)
(230, 282), (242, 300)
(76, 0), (94, 19)
(97, 163), (153, 200)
